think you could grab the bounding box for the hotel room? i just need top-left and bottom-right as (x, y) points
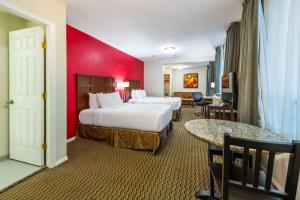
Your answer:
(0, 0), (299, 199)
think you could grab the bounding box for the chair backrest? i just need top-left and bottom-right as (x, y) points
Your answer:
(192, 92), (203, 102)
(222, 133), (300, 200)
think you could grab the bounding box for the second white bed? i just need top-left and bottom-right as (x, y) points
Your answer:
(79, 103), (172, 132)
(128, 97), (181, 110)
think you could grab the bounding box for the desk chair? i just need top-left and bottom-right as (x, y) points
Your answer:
(192, 92), (205, 116)
(197, 133), (300, 200)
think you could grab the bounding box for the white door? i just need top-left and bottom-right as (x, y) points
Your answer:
(9, 26), (45, 166)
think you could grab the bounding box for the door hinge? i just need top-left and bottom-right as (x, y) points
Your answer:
(42, 92), (47, 100)
(42, 143), (47, 150)
(41, 41), (47, 49)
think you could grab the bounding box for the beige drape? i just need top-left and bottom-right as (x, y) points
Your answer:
(238, 0), (259, 125)
(224, 22), (241, 74)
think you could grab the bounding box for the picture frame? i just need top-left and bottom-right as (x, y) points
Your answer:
(184, 73), (198, 88)
(222, 74), (229, 89)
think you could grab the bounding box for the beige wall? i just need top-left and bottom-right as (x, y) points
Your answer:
(1, 0), (67, 164)
(0, 12), (29, 158)
(144, 60), (165, 96)
(145, 56), (214, 97)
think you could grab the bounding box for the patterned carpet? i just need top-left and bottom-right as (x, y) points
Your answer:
(0, 107), (210, 200)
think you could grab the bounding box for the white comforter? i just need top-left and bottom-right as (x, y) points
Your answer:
(79, 103), (172, 132)
(128, 97), (181, 110)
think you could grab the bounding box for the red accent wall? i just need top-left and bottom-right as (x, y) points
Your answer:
(67, 25), (144, 139)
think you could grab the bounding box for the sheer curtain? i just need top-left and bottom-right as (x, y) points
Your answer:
(259, 0), (300, 140)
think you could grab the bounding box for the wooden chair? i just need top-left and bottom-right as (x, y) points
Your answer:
(197, 133), (300, 200)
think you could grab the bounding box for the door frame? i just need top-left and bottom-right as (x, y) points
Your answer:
(0, 2), (58, 168)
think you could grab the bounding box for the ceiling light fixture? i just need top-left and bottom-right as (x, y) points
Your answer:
(163, 46), (177, 54)
(173, 65), (188, 70)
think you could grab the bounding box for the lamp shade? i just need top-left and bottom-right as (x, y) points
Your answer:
(116, 81), (130, 88)
(123, 82), (129, 88)
(211, 82), (215, 88)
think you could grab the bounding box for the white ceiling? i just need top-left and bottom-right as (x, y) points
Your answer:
(164, 62), (208, 70)
(64, 0), (243, 62)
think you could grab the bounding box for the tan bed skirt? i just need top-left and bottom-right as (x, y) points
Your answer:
(77, 122), (173, 154)
(172, 107), (181, 121)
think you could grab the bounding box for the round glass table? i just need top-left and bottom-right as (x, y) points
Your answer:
(185, 119), (287, 150)
(185, 119), (288, 199)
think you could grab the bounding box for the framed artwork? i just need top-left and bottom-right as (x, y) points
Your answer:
(184, 73), (198, 88)
(222, 74), (229, 88)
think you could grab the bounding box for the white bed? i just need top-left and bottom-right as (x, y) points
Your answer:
(128, 97), (182, 110)
(79, 103), (172, 132)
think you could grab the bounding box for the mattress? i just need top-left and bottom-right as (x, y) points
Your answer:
(79, 103), (172, 132)
(128, 97), (182, 110)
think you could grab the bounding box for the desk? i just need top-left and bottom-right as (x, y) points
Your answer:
(207, 103), (237, 121)
(202, 96), (213, 117)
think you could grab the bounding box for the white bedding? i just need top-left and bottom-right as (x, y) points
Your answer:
(128, 97), (181, 110)
(79, 103), (172, 132)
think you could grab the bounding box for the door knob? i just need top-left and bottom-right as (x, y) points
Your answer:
(6, 99), (14, 105)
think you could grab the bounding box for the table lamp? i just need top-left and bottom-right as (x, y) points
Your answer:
(116, 81), (130, 101)
(210, 82), (215, 95)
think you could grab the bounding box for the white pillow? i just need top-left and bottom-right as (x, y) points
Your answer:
(97, 92), (123, 108)
(97, 93), (110, 108)
(111, 92), (123, 105)
(96, 93), (101, 107)
(135, 90), (146, 99)
(131, 90), (137, 99)
(140, 90), (147, 98)
(89, 93), (99, 109)
(135, 90), (141, 99)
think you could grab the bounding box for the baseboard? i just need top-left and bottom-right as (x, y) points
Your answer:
(0, 154), (8, 161)
(67, 136), (76, 143)
(55, 156), (68, 167)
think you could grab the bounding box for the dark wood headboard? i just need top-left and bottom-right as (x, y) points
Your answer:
(125, 80), (141, 100)
(77, 74), (115, 112)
